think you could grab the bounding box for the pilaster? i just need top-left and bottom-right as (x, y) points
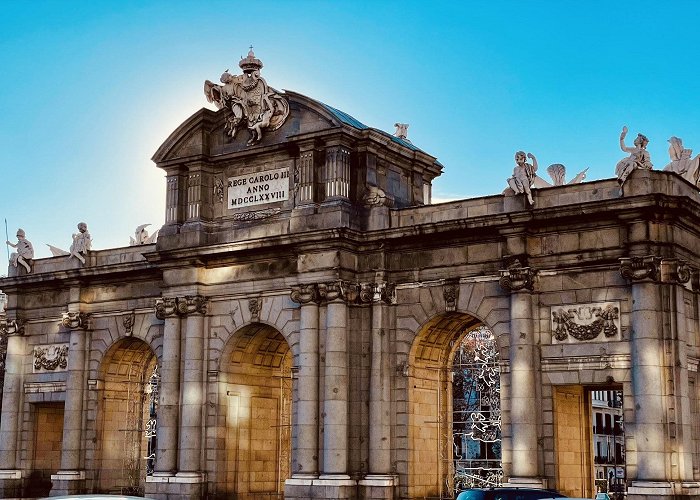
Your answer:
(0, 317), (25, 498)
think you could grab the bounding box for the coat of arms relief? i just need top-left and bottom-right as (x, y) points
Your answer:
(204, 49), (290, 146)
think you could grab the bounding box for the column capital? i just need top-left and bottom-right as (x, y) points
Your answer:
(357, 282), (396, 305)
(499, 266), (535, 292)
(61, 311), (89, 330)
(177, 295), (208, 316)
(619, 255), (660, 282)
(290, 284), (320, 304)
(154, 295), (208, 319)
(0, 316), (24, 336)
(317, 281), (348, 303)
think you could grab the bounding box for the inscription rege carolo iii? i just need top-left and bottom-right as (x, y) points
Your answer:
(228, 167), (290, 209)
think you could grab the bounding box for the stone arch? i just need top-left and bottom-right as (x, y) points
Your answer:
(399, 282), (508, 500)
(214, 321), (293, 498)
(93, 336), (158, 494)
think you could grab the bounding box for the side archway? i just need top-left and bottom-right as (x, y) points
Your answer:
(95, 337), (157, 494)
(216, 322), (293, 498)
(407, 312), (503, 499)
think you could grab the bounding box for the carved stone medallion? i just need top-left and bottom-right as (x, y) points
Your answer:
(33, 344), (69, 372)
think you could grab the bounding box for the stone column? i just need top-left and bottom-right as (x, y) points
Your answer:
(177, 295), (207, 476)
(360, 282), (398, 496)
(499, 266), (543, 486)
(0, 319), (25, 497)
(152, 298), (181, 476)
(52, 312), (89, 495)
(621, 257), (671, 496)
(318, 281), (351, 479)
(290, 285), (320, 477)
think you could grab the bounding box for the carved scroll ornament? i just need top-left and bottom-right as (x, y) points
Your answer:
(154, 296), (208, 319)
(61, 312), (89, 330)
(551, 302), (620, 342)
(619, 256), (660, 281)
(499, 267), (535, 292)
(290, 284), (319, 305)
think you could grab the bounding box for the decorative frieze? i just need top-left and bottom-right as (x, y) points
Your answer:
(61, 311), (89, 330)
(33, 344), (69, 372)
(154, 296), (208, 320)
(551, 302), (621, 343)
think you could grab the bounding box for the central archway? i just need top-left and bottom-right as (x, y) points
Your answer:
(407, 313), (502, 499)
(218, 322), (292, 499)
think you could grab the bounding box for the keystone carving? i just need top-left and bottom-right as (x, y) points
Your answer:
(443, 281), (459, 312)
(499, 266), (535, 292)
(249, 298), (262, 319)
(33, 344), (69, 372)
(61, 312), (89, 330)
(154, 296), (208, 319)
(123, 311), (135, 336)
(551, 302), (620, 342)
(619, 256), (660, 281)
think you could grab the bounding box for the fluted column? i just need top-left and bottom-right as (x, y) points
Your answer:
(0, 319), (24, 471)
(290, 285), (320, 477)
(318, 281), (349, 477)
(177, 295), (208, 475)
(153, 297), (181, 475)
(499, 266), (542, 484)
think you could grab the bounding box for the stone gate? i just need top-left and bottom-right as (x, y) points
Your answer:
(1, 52), (700, 499)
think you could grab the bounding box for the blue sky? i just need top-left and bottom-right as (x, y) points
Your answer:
(2, 0), (700, 268)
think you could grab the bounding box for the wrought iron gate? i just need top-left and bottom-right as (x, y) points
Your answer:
(449, 326), (502, 495)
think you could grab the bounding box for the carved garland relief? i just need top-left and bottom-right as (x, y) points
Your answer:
(551, 302), (621, 343)
(33, 344), (69, 372)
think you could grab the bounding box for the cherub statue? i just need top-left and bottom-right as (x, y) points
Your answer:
(69, 222), (92, 264)
(6, 228), (34, 273)
(507, 151), (538, 205)
(664, 136), (700, 186)
(615, 126), (652, 186)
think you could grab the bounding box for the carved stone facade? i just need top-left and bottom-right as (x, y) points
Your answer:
(2, 71), (700, 500)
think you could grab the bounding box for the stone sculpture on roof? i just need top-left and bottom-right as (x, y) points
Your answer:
(69, 222), (91, 264)
(615, 126), (652, 187)
(507, 151), (538, 205)
(532, 163), (589, 188)
(6, 228), (33, 273)
(130, 224), (158, 246)
(204, 49), (290, 146)
(664, 136), (700, 186)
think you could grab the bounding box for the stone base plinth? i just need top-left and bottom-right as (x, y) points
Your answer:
(359, 474), (397, 499)
(0, 470), (22, 499)
(285, 474), (356, 499)
(50, 470), (86, 496)
(627, 481), (700, 499)
(504, 476), (547, 489)
(145, 472), (206, 500)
